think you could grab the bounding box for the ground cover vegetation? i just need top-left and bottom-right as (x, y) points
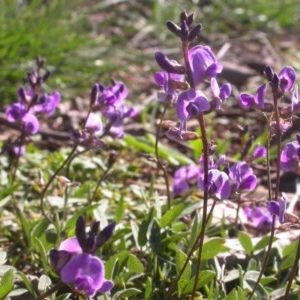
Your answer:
(0, 0), (300, 299)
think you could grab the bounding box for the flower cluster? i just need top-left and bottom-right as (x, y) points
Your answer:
(50, 216), (115, 297)
(5, 57), (60, 156)
(174, 155), (257, 200)
(92, 80), (136, 138)
(154, 13), (231, 137)
(72, 80), (135, 147)
(238, 65), (297, 134)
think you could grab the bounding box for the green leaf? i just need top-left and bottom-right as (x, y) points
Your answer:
(115, 195), (124, 223)
(17, 271), (36, 297)
(175, 250), (191, 295)
(253, 235), (277, 252)
(0, 184), (20, 207)
(184, 270), (215, 293)
(16, 208), (31, 247)
(112, 288), (141, 299)
(30, 219), (50, 244)
(144, 277), (153, 300)
(127, 253), (144, 273)
(138, 207), (155, 247)
(33, 238), (48, 270)
(0, 268), (14, 299)
(160, 203), (185, 228)
(238, 231), (253, 255)
(224, 289), (237, 300)
(105, 251), (129, 279)
(237, 286), (247, 300)
(202, 238), (228, 260)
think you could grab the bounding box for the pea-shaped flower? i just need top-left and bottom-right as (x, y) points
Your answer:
(267, 196), (286, 224)
(280, 140), (300, 173)
(229, 161), (257, 192)
(198, 169), (231, 200)
(50, 216), (115, 298)
(188, 45), (223, 86)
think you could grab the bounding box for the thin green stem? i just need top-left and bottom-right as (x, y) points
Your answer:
(284, 235), (300, 299)
(40, 146), (77, 222)
(191, 115), (209, 299)
(165, 199), (217, 299)
(248, 215), (276, 300)
(154, 103), (171, 209)
(249, 85), (282, 299)
(90, 163), (113, 204)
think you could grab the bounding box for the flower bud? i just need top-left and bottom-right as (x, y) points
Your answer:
(187, 13), (195, 26)
(180, 20), (189, 40)
(155, 51), (186, 74)
(264, 65), (274, 82)
(180, 11), (188, 23)
(188, 24), (202, 42)
(96, 222), (116, 249)
(166, 20), (181, 37)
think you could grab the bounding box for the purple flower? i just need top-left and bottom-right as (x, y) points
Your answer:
(253, 145), (267, 158)
(210, 78), (231, 108)
(60, 253), (113, 296)
(267, 196), (286, 223)
(85, 113), (103, 134)
(98, 82), (128, 107)
(280, 140), (300, 173)
(34, 91), (60, 116)
(229, 161), (257, 192)
(154, 71), (183, 103)
(102, 104), (135, 138)
(176, 89), (210, 121)
(278, 66), (296, 93)
(244, 207), (273, 229)
(12, 145), (26, 156)
(6, 103), (27, 122)
(50, 217), (115, 297)
(188, 45), (223, 86)
(22, 113), (40, 134)
(173, 164), (199, 196)
(198, 169), (231, 200)
(239, 83), (267, 109)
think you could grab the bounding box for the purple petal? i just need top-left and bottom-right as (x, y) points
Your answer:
(59, 237), (82, 254)
(278, 66), (297, 92)
(239, 93), (255, 108)
(61, 253), (105, 297)
(268, 201), (280, 216)
(253, 145), (267, 158)
(255, 84), (267, 109)
(291, 85), (299, 110)
(240, 174), (257, 191)
(22, 113), (39, 134)
(154, 72), (165, 86)
(198, 169), (230, 200)
(189, 45), (222, 86)
(6, 103), (27, 122)
(210, 78), (220, 97)
(85, 113), (103, 134)
(98, 279), (114, 293)
(280, 141), (300, 172)
(219, 83), (231, 100)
